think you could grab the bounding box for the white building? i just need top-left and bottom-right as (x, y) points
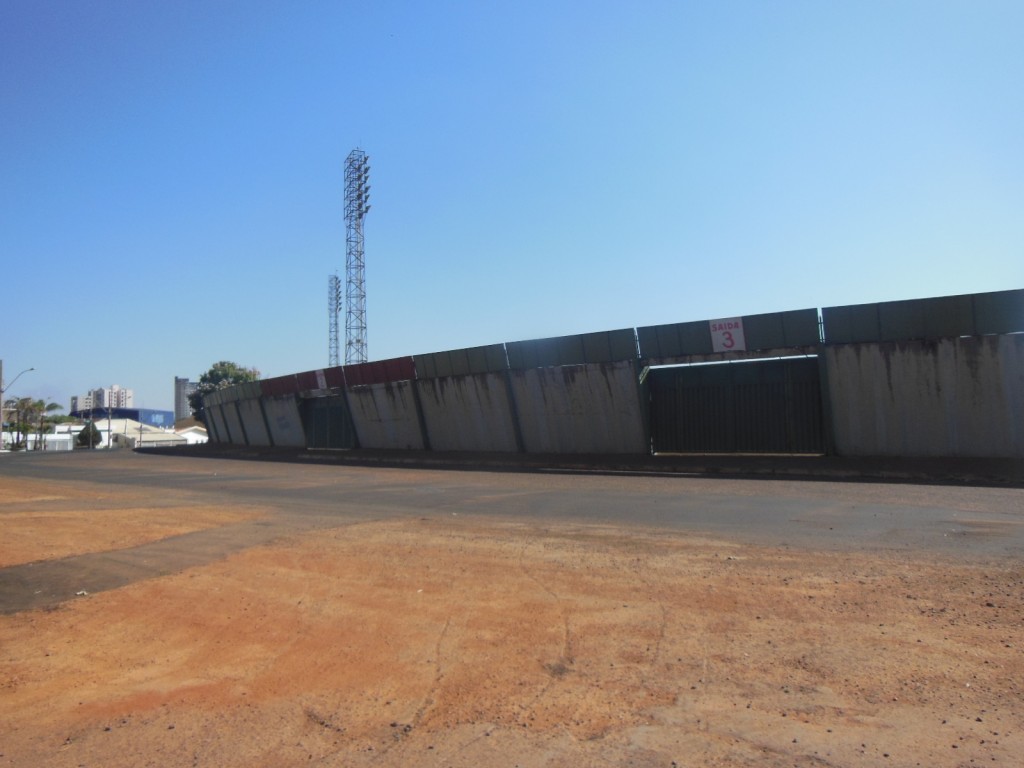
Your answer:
(3, 420), (206, 452)
(97, 384), (133, 408)
(71, 384), (134, 413)
(70, 393), (93, 411)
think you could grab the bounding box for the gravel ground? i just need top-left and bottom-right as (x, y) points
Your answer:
(1, 451), (1022, 767)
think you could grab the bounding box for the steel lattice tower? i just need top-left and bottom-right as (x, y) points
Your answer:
(327, 273), (342, 366)
(343, 149), (371, 364)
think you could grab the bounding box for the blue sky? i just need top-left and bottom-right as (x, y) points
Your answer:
(2, 1), (1021, 411)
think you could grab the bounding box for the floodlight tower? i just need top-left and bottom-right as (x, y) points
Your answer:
(343, 149), (371, 364)
(327, 273), (342, 366)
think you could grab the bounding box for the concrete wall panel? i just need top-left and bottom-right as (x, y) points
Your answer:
(416, 373), (519, 452)
(206, 403), (230, 444)
(237, 398), (271, 446)
(346, 381), (425, 450)
(221, 402), (246, 446)
(262, 396), (306, 447)
(508, 361), (646, 454)
(825, 335), (1024, 457)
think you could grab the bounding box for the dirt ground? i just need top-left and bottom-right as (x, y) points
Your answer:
(1, 466), (1022, 767)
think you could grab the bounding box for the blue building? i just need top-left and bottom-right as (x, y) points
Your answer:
(71, 407), (175, 428)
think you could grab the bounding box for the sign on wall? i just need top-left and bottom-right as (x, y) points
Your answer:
(709, 317), (746, 352)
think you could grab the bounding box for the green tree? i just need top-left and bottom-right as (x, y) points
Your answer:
(3, 397), (62, 450)
(77, 421), (102, 449)
(188, 361), (261, 424)
(32, 399), (63, 450)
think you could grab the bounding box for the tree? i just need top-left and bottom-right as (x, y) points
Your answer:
(188, 361), (261, 424)
(77, 421), (102, 449)
(3, 397), (62, 450)
(32, 399), (63, 450)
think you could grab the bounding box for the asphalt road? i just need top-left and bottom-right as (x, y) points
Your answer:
(4, 448), (1023, 553)
(2, 449), (1022, 614)
(2, 448), (1024, 618)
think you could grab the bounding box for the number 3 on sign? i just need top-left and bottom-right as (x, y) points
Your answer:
(709, 317), (746, 353)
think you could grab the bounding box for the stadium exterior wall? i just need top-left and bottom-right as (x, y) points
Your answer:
(202, 288), (1023, 459)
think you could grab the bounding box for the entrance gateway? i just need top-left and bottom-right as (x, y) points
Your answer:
(647, 356), (824, 454)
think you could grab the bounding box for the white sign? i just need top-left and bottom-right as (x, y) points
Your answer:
(315, 369), (328, 390)
(709, 317), (746, 352)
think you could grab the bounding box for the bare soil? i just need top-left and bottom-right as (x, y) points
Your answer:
(1, 471), (1022, 767)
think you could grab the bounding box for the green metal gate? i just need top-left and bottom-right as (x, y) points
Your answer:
(300, 394), (358, 449)
(648, 357), (824, 454)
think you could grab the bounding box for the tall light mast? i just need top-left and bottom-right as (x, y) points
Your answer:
(327, 273), (342, 367)
(343, 149), (370, 364)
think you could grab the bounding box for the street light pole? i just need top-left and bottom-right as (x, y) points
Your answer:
(0, 363), (35, 450)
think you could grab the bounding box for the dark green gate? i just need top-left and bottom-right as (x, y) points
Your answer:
(300, 394), (358, 449)
(648, 357), (824, 454)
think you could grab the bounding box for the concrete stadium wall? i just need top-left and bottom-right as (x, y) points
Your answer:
(507, 361), (647, 454)
(206, 403), (231, 444)
(203, 289), (1022, 459)
(346, 381), (426, 450)
(221, 402), (246, 446)
(237, 398), (271, 447)
(416, 372), (519, 452)
(825, 334), (1024, 458)
(262, 396), (306, 448)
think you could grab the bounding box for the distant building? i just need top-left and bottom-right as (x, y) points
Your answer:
(55, 419), (204, 450)
(70, 394), (93, 412)
(174, 377), (198, 420)
(72, 385), (134, 413)
(70, 407), (174, 428)
(97, 384), (133, 408)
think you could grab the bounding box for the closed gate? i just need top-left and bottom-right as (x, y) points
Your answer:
(648, 357), (824, 453)
(300, 395), (358, 449)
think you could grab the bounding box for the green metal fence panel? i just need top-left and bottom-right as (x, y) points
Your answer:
(506, 336), (574, 369)
(821, 303), (881, 344)
(639, 310), (817, 359)
(637, 320), (713, 359)
(469, 344), (509, 373)
(743, 309), (820, 349)
(415, 344), (509, 379)
(825, 290), (1022, 344)
(879, 295), (974, 341)
(507, 329), (637, 370)
(413, 352), (446, 379)
(974, 289), (1024, 334)
(580, 329), (638, 363)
